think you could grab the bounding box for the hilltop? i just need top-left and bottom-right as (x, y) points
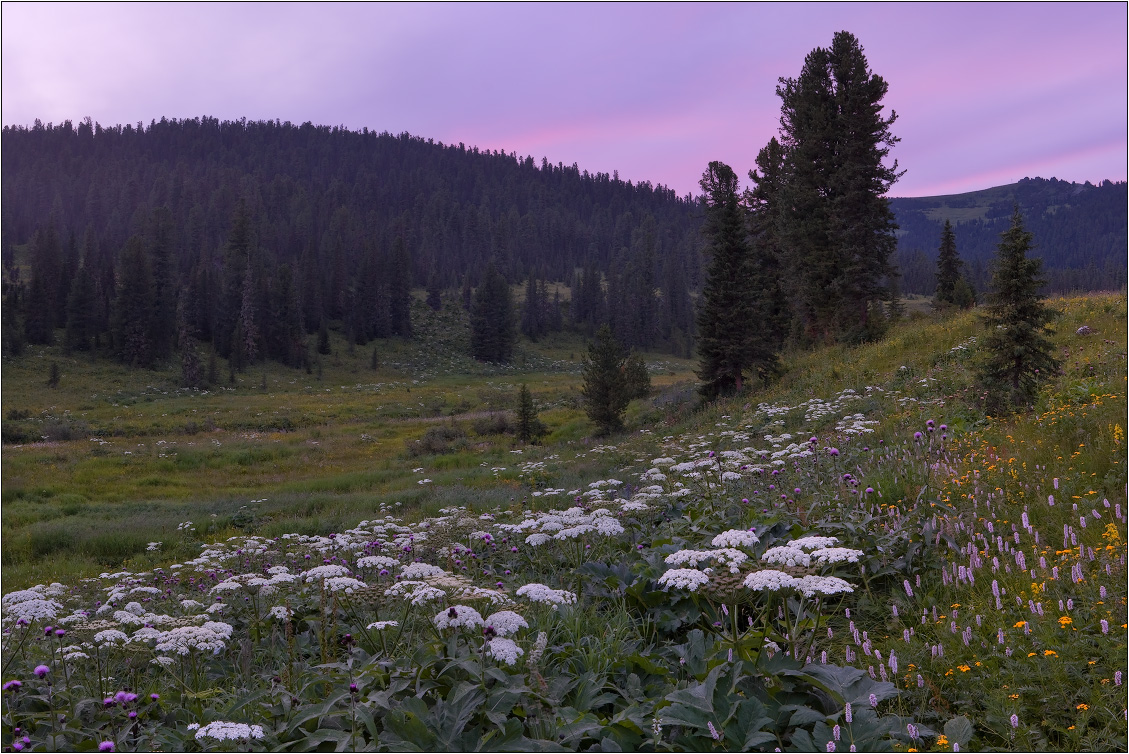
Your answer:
(890, 177), (1127, 294)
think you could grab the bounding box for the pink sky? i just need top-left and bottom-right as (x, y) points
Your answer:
(2, 2), (1125, 197)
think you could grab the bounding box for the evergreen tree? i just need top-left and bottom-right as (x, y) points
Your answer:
(110, 236), (157, 367)
(695, 161), (764, 397)
(426, 267), (442, 311)
(623, 351), (652, 400)
(147, 206), (177, 360)
(64, 265), (97, 352)
(317, 319), (331, 355)
(977, 208), (1059, 412)
(47, 361), (60, 388)
(775, 31), (902, 341)
(1, 283), (24, 356)
(746, 137), (792, 353)
(933, 219), (965, 308)
(389, 236), (413, 338)
(24, 226), (61, 345)
(514, 383), (546, 444)
(470, 261), (516, 363)
(581, 325), (629, 435)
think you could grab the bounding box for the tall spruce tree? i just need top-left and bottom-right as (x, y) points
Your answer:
(470, 261), (516, 363)
(977, 207), (1059, 412)
(933, 219), (963, 307)
(515, 383), (546, 444)
(695, 161), (763, 397)
(581, 324), (629, 435)
(110, 236), (157, 367)
(746, 137), (792, 355)
(776, 31), (902, 342)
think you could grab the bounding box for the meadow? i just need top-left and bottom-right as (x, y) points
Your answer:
(1, 293), (1125, 752)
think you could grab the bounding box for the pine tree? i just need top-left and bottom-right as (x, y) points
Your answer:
(746, 137), (791, 356)
(389, 236), (413, 338)
(695, 161), (762, 397)
(110, 236), (157, 367)
(317, 319), (331, 355)
(623, 351), (651, 400)
(933, 219), (964, 308)
(426, 268), (442, 311)
(46, 361), (60, 388)
(775, 31), (902, 342)
(515, 383), (546, 444)
(581, 324), (630, 435)
(64, 265), (97, 352)
(977, 208), (1059, 412)
(470, 261), (516, 363)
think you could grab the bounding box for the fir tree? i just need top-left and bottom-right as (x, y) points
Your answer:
(581, 324), (629, 435)
(515, 383), (546, 444)
(695, 161), (762, 397)
(317, 320), (331, 355)
(389, 236), (413, 338)
(110, 236), (157, 367)
(933, 219), (964, 307)
(64, 265), (97, 352)
(426, 268), (442, 311)
(623, 351), (652, 400)
(470, 261), (516, 363)
(46, 361), (60, 388)
(775, 31), (902, 342)
(977, 208), (1059, 412)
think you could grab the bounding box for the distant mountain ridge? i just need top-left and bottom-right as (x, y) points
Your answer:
(889, 177), (1126, 294)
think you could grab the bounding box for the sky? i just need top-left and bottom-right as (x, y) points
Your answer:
(2, 2), (1126, 198)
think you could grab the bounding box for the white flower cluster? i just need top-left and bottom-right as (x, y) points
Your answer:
(711, 529), (760, 549)
(323, 577), (367, 593)
(366, 620), (399, 630)
(485, 637), (524, 665)
(302, 565), (352, 582)
(153, 622), (233, 655)
(760, 545), (811, 568)
(516, 583), (577, 606)
(657, 568), (711, 592)
(433, 605), (484, 630)
(356, 555), (398, 570)
(484, 610), (528, 637)
(2, 597), (62, 624)
(384, 580), (446, 605)
(796, 575), (854, 597)
(665, 548), (747, 573)
(743, 570), (796, 591)
(399, 563), (447, 579)
(810, 547), (863, 565)
(191, 721), (265, 741)
(268, 606), (292, 621)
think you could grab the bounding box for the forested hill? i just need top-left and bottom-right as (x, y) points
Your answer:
(1, 117), (704, 361)
(890, 177), (1127, 294)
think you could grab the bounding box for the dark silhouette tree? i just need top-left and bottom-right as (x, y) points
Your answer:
(933, 219), (973, 309)
(470, 261), (516, 363)
(623, 351), (651, 400)
(977, 208), (1059, 411)
(695, 161), (763, 397)
(581, 324), (630, 435)
(514, 383), (546, 444)
(110, 236), (157, 367)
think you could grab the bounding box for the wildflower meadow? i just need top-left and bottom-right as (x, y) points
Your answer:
(2, 294), (1125, 751)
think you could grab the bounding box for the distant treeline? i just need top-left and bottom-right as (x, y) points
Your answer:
(891, 177), (1127, 295)
(0, 117), (702, 365)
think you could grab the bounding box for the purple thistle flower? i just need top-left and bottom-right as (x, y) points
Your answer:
(99, 742), (115, 752)
(33, 665), (49, 678)
(3, 680), (22, 692)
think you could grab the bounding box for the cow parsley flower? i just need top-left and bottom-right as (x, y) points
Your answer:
(711, 530), (760, 549)
(302, 565), (352, 582)
(323, 577), (367, 593)
(93, 629), (129, 646)
(268, 606), (292, 621)
(516, 583), (577, 605)
(810, 548), (863, 565)
(484, 610), (528, 637)
(657, 569), (711, 592)
(743, 570), (797, 592)
(485, 637), (524, 665)
(193, 721), (265, 741)
(366, 620), (399, 630)
(433, 605), (484, 630)
(399, 563), (447, 580)
(796, 575), (854, 597)
(761, 545), (811, 568)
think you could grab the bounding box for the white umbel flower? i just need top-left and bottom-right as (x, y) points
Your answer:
(399, 563), (447, 579)
(366, 620), (399, 630)
(761, 545), (811, 568)
(516, 583), (577, 605)
(711, 530), (760, 549)
(657, 569), (711, 592)
(810, 547), (864, 565)
(484, 610), (528, 637)
(356, 555), (398, 570)
(743, 570), (797, 592)
(433, 605), (484, 630)
(790, 536), (839, 550)
(485, 637), (524, 665)
(323, 577), (367, 593)
(193, 721), (265, 741)
(796, 575), (854, 597)
(302, 564), (352, 582)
